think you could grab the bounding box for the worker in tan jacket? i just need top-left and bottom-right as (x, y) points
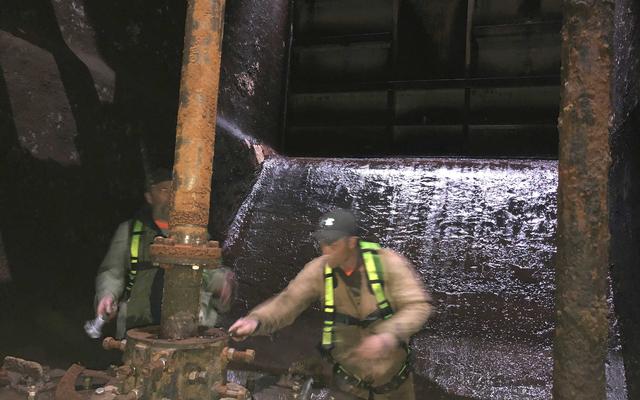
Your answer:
(230, 209), (433, 399)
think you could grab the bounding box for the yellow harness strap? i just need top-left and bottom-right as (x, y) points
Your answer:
(360, 241), (393, 319)
(124, 220), (144, 295)
(321, 241), (392, 350)
(322, 265), (335, 348)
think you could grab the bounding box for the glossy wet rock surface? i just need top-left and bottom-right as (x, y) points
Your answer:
(223, 157), (627, 399)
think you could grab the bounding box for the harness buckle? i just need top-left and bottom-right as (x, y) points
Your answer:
(335, 364), (366, 388)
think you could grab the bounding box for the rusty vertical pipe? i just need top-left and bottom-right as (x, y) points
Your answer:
(171, 0), (226, 245)
(553, 1), (614, 399)
(153, 0), (226, 340)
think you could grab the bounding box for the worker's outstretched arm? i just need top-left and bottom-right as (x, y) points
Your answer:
(230, 259), (323, 340)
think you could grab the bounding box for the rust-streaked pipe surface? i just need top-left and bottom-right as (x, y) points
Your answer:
(553, 1), (613, 399)
(151, 0), (225, 340)
(171, 0), (226, 245)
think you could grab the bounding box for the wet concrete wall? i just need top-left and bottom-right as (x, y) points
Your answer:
(0, 0), (289, 367)
(224, 157), (626, 399)
(610, 0), (640, 397)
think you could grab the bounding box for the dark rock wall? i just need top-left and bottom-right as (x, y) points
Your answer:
(0, 0), (145, 366)
(610, 0), (640, 396)
(218, 0), (290, 149)
(211, 0), (290, 238)
(0, 0), (290, 367)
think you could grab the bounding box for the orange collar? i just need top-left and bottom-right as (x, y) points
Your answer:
(155, 220), (169, 230)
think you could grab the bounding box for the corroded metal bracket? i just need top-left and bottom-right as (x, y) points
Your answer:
(54, 364), (85, 400)
(3, 356), (58, 396)
(56, 366), (114, 400)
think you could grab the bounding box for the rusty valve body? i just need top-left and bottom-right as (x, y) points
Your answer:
(116, 326), (233, 400)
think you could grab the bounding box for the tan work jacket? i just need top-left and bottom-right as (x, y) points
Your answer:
(248, 247), (432, 386)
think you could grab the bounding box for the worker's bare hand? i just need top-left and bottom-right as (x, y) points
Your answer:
(96, 295), (117, 320)
(350, 333), (398, 360)
(228, 317), (259, 341)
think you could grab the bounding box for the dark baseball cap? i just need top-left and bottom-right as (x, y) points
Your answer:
(312, 208), (358, 244)
(145, 167), (173, 189)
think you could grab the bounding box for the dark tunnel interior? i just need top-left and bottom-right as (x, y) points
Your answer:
(0, 0), (639, 399)
(284, 0), (561, 158)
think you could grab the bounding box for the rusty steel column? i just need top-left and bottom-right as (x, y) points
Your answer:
(553, 1), (614, 399)
(150, 0), (226, 340)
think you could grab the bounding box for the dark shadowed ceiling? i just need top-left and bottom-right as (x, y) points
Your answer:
(283, 0), (562, 158)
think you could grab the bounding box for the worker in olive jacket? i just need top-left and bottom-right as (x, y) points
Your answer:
(230, 208), (432, 400)
(94, 168), (234, 339)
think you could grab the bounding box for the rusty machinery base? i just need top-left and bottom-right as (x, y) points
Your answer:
(119, 326), (229, 400)
(52, 326), (253, 400)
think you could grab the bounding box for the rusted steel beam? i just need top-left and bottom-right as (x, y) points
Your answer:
(553, 1), (614, 399)
(150, 0), (226, 340)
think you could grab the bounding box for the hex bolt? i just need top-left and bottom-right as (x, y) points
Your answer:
(223, 347), (256, 363)
(144, 358), (168, 377)
(103, 337), (127, 352)
(187, 369), (205, 383)
(188, 371), (198, 381)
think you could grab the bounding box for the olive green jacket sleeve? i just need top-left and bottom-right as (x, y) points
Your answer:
(95, 221), (129, 303)
(202, 267), (231, 304)
(371, 249), (433, 342)
(247, 258), (324, 335)
(199, 267), (234, 327)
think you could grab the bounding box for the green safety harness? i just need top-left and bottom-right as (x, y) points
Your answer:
(320, 241), (411, 395)
(123, 220), (144, 298)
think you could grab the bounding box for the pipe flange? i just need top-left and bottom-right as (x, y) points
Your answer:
(149, 240), (221, 268)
